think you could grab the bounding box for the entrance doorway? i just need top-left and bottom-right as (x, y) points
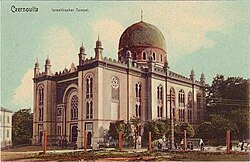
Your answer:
(87, 132), (92, 147)
(85, 123), (93, 148)
(39, 131), (43, 144)
(71, 125), (78, 143)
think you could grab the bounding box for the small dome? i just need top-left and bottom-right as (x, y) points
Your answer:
(45, 57), (51, 65)
(80, 45), (85, 53)
(191, 69), (195, 76)
(96, 38), (102, 48)
(119, 21), (166, 52)
(201, 72), (205, 78)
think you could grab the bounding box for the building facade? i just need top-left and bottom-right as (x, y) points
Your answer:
(32, 20), (205, 149)
(1, 107), (12, 148)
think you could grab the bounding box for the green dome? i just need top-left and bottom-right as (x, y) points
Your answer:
(119, 21), (166, 52)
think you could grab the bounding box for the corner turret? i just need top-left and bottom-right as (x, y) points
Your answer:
(200, 72), (205, 85)
(78, 42), (86, 65)
(94, 35), (103, 60)
(190, 69), (195, 82)
(45, 56), (52, 75)
(34, 59), (40, 77)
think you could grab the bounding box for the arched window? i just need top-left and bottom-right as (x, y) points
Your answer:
(178, 89), (185, 107)
(178, 89), (185, 122)
(86, 76), (93, 98)
(160, 54), (163, 62)
(135, 83), (141, 99)
(188, 92), (192, 109)
(111, 77), (119, 100)
(38, 87), (44, 121)
(153, 52), (156, 60)
(157, 86), (163, 100)
(143, 51), (147, 60)
(86, 101), (93, 119)
(197, 93), (202, 109)
(188, 92), (192, 123)
(71, 95), (78, 120)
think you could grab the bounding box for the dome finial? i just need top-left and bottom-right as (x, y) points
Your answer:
(80, 42), (85, 53)
(141, 10), (143, 22)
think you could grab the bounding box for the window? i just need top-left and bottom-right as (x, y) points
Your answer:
(38, 87), (44, 121)
(153, 52), (156, 60)
(135, 82), (142, 118)
(179, 109), (185, 122)
(188, 92), (192, 109)
(86, 76), (93, 98)
(157, 106), (163, 118)
(111, 77), (119, 100)
(188, 110), (192, 123)
(187, 92), (192, 123)
(135, 83), (142, 99)
(7, 129), (9, 138)
(7, 116), (10, 123)
(157, 86), (163, 100)
(197, 93), (202, 109)
(178, 89), (185, 107)
(160, 54), (163, 62)
(136, 104), (141, 118)
(71, 95), (78, 120)
(86, 101), (93, 119)
(178, 90), (185, 122)
(143, 51), (147, 60)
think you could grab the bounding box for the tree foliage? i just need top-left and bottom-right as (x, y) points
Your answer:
(175, 122), (195, 143)
(12, 109), (33, 145)
(143, 119), (170, 142)
(207, 75), (249, 101)
(108, 120), (131, 140)
(198, 75), (249, 145)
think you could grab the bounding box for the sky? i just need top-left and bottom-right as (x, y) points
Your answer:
(1, 1), (249, 112)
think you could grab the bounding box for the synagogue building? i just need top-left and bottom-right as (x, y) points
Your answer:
(32, 18), (205, 149)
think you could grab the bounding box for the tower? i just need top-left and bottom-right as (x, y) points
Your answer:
(45, 56), (52, 75)
(190, 69), (195, 82)
(200, 73), (205, 85)
(94, 36), (103, 60)
(78, 43), (86, 65)
(34, 59), (40, 77)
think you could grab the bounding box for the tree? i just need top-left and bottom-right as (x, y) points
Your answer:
(197, 122), (215, 141)
(12, 109), (33, 145)
(202, 75), (249, 145)
(142, 119), (170, 146)
(175, 122), (195, 143)
(108, 120), (131, 140)
(228, 109), (249, 140)
(130, 116), (143, 149)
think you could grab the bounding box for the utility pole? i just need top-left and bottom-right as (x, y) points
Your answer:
(167, 91), (175, 150)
